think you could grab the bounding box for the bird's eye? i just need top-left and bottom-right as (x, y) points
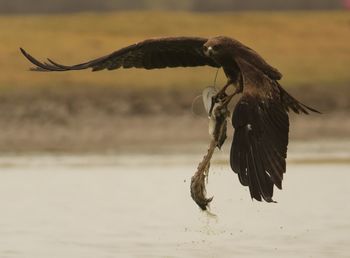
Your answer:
(203, 46), (208, 51)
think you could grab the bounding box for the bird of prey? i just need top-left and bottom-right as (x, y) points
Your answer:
(20, 36), (318, 203)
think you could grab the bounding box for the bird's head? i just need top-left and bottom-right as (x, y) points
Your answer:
(203, 36), (233, 59)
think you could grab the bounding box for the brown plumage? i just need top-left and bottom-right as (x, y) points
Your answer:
(20, 36), (319, 203)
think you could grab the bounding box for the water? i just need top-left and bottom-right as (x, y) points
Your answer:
(0, 141), (349, 258)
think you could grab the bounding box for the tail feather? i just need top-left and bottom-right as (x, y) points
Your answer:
(277, 83), (320, 114)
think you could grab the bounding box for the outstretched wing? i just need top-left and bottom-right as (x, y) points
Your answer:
(230, 58), (316, 202)
(20, 37), (220, 72)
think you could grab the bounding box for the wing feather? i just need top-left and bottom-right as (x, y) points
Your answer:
(230, 94), (288, 202)
(230, 51), (318, 202)
(230, 58), (289, 202)
(20, 37), (220, 72)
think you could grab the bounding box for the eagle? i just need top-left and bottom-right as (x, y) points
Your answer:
(20, 36), (318, 203)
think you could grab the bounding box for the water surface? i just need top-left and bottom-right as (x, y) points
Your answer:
(0, 141), (349, 258)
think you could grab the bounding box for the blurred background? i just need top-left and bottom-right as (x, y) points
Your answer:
(0, 0), (349, 152)
(1, 2), (350, 258)
(0, 0), (347, 13)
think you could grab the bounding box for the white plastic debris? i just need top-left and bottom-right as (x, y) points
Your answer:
(202, 86), (218, 115)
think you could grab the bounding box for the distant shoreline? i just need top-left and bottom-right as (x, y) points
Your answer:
(0, 85), (348, 153)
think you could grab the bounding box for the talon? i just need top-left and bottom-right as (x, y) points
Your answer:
(208, 80), (235, 116)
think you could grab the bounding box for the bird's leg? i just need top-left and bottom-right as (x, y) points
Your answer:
(215, 80), (234, 102)
(208, 80), (232, 116)
(222, 86), (241, 107)
(219, 75), (244, 108)
(216, 80), (233, 97)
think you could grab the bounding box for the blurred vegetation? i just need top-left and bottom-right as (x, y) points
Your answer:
(0, 0), (342, 13)
(192, 0), (342, 11)
(0, 11), (349, 151)
(1, 11), (349, 92)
